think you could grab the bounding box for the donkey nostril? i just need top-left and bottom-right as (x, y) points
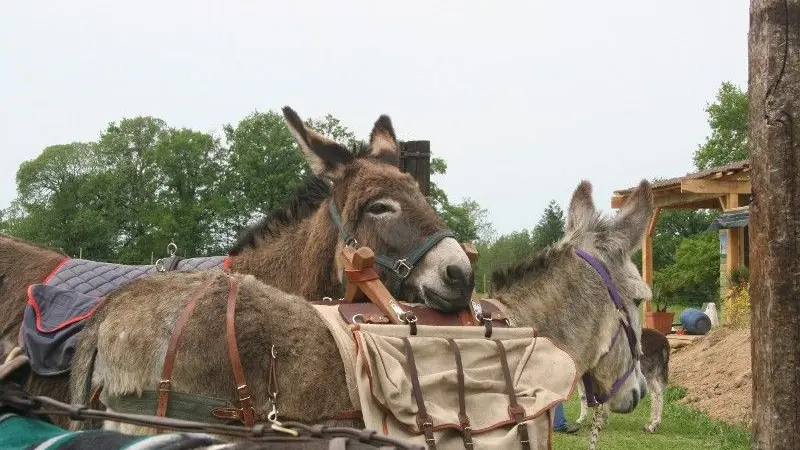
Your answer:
(446, 265), (465, 285)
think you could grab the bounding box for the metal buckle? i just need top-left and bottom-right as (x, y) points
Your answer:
(344, 237), (358, 248)
(393, 259), (413, 278)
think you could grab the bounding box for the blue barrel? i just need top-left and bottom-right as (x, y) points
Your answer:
(680, 308), (712, 335)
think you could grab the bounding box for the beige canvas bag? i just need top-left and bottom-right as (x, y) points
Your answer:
(350, 323), (578, 450)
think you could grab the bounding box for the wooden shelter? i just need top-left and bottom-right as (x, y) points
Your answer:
(610, 160), (751, 314)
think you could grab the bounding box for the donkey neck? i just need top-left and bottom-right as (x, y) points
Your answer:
(227, 207), (343, 301)
(490, 250), (617, 374)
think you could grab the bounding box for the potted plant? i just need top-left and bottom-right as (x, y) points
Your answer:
(644, 287), (675, 335)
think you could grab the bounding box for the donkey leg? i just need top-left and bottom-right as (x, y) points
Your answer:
(644, 377), (664, 433)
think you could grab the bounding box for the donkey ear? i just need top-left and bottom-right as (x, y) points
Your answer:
(367, 115), (400, 166)
(612, 179), (654, 253)
(565, 180), (596, 232)
(282, 106), (354, 180)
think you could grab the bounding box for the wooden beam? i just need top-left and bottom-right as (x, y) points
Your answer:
(641, 207), (660, 313)
(681, 179), (752, 195)
(653, 192), (720, 208)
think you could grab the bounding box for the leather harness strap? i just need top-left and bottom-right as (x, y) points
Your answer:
(401, 338), (436, 450)
(156, 277), (217, 419)
(224, 275), (256, 428)
(495, 339), (531, 450)
(447, 339), (472, 449)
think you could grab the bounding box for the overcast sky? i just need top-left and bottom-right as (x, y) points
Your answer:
(0, 1), (749, 236)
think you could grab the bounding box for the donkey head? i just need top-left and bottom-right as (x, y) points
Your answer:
(562, 179), (653, 413)
(282, 107), (474, 312)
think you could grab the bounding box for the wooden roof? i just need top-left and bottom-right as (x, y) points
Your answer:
(611, 160), (751, 210)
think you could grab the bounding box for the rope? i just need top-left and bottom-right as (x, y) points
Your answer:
(587, 404), (604, 450)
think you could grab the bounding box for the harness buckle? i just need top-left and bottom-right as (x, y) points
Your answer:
(393, 259), (413, 278)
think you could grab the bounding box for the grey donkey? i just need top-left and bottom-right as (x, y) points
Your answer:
(576, 327), (670, 433)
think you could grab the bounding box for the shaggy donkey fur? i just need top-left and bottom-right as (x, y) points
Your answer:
(67, 178), (655, 438)
(576, 327), (670, 433)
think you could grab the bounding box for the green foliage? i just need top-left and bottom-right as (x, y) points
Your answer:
(530, 200), (565, 252)
(693, 81), (749, 170)
(473, 199), (564, 294)
(651, 209), (719, 271)
(653, 231), (720, 310)
(3, 111), (495, 265)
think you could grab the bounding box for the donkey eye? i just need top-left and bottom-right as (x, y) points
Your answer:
(367, 202), (396, 215)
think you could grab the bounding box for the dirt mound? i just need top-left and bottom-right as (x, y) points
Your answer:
(669, 326), (752, 427)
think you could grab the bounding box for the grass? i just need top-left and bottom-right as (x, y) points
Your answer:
(552, 386), (750, 450)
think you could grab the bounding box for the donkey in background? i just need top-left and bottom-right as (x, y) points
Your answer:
(576, 327), (671, 433)
(67, 177), (656, 438)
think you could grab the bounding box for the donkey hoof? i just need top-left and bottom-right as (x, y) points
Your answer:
(643, 423), (659, 433)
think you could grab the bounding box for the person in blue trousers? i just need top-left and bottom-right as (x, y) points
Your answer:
(553, 403), (580, 433)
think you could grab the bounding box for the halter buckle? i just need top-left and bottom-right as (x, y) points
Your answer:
(393, 259), (413, 278)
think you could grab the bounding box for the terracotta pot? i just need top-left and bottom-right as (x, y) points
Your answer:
(644, 311), (675, 335)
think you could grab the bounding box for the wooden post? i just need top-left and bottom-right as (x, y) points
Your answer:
(725, 194), (741, 279)
(399, 141), (431, 197)
(749, 1), (800, 448)
(641, 207), (661, 312)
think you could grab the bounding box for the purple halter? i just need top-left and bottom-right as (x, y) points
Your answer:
(574, 249), (639, 407)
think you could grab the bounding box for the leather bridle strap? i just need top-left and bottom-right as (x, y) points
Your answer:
(574, 249), (639, 407)
(156, 277), (217, 421)
(401, 338), (436, 449)
(447, 339), (472, 449)
(495, 340), (531, 450)
(224, 275), (256, 428)
(327, 200), (455, 298)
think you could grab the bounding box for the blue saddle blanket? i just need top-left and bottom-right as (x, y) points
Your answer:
(20, 256), (228, 376)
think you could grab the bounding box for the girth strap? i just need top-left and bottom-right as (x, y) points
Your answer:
(401, 338), (436, 449)
(447, 339), (472, 449)
(495, 340), (531, 450)
(156, 277), (217, 421)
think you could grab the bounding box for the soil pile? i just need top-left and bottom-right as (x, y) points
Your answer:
(669, 326), (752, 427)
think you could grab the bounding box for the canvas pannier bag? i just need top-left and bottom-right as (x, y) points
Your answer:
(351, 323), (578, 450)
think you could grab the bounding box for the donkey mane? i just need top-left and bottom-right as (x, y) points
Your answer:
(491, 209), (620, 291)
(0, 233), (68, 256)
(490, 244), (573, 290)
(227, 175), (332, 256)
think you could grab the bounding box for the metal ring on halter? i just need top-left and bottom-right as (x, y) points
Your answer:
(270, 344), (277, 359)
(393, 259), (413, 279)
(167, 242), (177, 256)
(154, 258), (165, 273)
(351, 314), (364, 324)
(322, 296), (333, 302)
(344, 237), (358, 248)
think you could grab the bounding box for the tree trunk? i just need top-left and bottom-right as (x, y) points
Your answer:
(748, 1), (800, 448)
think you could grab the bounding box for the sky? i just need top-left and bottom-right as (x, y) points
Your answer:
(0, 1), (750, 236)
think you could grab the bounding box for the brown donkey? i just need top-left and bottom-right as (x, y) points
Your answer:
(67, 178), (654, 438)
(1, 106), (473, 424)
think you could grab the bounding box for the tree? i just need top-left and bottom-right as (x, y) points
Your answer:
(653, 231), (720, 307)
(748, 1), (800, 447)
(428, 156), (495, 244)
(530, 200), (565, 252)
(693, 81), (749, 170)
